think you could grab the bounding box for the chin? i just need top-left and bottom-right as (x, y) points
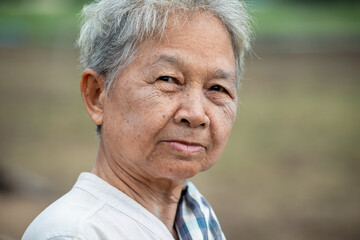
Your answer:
(152, 157), (216, 182)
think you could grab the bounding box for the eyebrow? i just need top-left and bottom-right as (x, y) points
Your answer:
(211, 69), (237, 84)
(151, 54), (236, 85)
(151, 54), (184, 68)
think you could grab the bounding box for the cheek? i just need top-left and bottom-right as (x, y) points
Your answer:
(209, 105), (236, 157)
(212, 101), (236, 132)
(105, 89), (177, 147)
(130, 93), (176, 133)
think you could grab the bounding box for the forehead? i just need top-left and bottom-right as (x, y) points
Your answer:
(135, 12), (236, 74)
(163, 12), (234, 57)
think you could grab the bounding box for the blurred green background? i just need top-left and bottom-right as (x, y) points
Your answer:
(0, 0), (359, 239)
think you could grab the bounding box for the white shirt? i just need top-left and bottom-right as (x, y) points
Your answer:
(22, 172), (175, 240)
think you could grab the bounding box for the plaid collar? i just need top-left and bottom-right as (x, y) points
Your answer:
(175, 181), (226, 240)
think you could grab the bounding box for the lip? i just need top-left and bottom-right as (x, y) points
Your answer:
(164, 140), (205, 155)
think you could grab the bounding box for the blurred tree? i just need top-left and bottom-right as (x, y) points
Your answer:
(71, 0), (93, 7)
(0, 0), (24, 2)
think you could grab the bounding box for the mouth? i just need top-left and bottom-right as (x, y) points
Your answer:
(163, 140), (205, 155)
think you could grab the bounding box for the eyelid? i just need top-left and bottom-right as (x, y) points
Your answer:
(157, 74), (185, 86)
(209, 83), (235, 99)
(211, 85), (227, 91)
(158, 76), (176, 83)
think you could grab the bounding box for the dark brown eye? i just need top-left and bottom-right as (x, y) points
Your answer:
(210, 85), (228, 94)
(158, 76), (176, 83)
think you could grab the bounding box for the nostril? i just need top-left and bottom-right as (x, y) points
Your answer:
(181, 118), (190, 124)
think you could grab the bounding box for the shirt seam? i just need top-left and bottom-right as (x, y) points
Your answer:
(45, 231), (86, 240)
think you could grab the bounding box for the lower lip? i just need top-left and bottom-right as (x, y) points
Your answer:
(168, 141), (204, 155)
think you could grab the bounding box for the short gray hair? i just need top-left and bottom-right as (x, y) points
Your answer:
(77, 0), (252, 92)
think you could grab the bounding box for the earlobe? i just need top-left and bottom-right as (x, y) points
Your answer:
(80, 69), (106, 125)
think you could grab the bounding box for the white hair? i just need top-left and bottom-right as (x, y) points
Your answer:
(77, 0), (252, 92)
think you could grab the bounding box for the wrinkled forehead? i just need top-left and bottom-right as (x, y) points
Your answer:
(147, 10), (233, 50)
(136, 10), (238, 82)
(136, 11), (235, 65)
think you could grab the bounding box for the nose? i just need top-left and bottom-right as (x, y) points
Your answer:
(173, 90), (210, 128)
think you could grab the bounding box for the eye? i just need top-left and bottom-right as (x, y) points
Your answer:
(210, 85), (229, 94)
(157, 76), (177, 83)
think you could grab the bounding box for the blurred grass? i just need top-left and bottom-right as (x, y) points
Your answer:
(0, 1), (360, 239)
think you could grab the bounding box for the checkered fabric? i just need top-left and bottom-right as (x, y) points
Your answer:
(175, 181), (226, 240)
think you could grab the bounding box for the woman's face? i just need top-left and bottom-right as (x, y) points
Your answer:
(101, 13), (237, 182)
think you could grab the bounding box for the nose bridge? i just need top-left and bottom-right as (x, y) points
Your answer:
(175, 87), (209, 128)
(185, 88), (203, 112)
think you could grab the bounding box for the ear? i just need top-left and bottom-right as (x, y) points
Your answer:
(80, 69), (106, 126)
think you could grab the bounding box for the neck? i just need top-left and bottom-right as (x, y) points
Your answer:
(92, 144), (183, 239)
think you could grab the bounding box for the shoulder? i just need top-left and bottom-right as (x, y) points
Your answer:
(22, 186), (105, 240)
(22, 173), (173, 240)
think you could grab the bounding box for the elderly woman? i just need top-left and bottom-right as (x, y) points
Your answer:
(23, 0), (251, 239)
